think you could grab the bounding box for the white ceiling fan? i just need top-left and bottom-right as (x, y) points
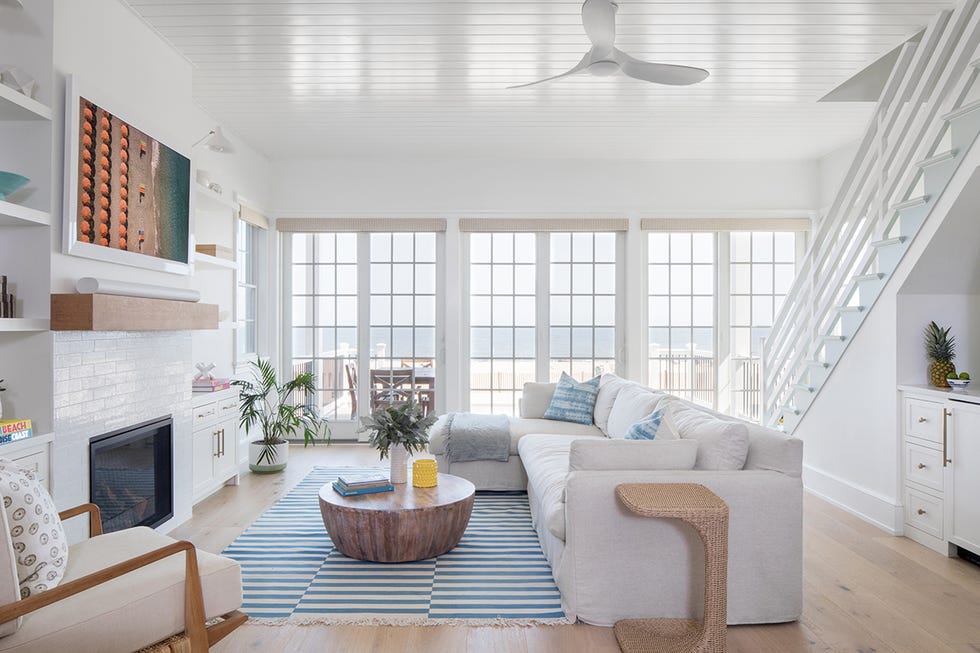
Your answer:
(509, 0), (709, 89)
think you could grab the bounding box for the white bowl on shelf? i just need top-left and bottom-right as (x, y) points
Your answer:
(947, 378), (971, 392)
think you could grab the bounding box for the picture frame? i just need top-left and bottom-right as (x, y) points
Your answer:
(63, 75), (192, 275)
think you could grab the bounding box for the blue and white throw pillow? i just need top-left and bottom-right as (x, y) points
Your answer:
(542, 372), (601, 425)
(625, 407), (668, 440)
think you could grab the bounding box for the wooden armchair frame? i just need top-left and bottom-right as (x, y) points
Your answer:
(0, 504), (246, 652)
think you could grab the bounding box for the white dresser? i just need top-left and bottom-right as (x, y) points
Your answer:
(899, 385), (980, 556)
(191, 388), (240, 503)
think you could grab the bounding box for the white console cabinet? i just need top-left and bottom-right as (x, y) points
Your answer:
(191, 388), (240, 503)
(900, 385), (980, 557)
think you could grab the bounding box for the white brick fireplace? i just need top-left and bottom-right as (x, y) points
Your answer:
(51, 330), (195, 535)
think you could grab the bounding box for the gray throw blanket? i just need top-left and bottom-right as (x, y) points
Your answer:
(444, 413), (511, 463)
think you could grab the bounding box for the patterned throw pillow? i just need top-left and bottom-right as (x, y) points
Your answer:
(0, 458), (68, 598)
(542, 372), (601, 425)
(625, 407), (673, 440)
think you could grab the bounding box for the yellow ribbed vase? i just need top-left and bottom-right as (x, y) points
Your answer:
(412, 459), (438, 488)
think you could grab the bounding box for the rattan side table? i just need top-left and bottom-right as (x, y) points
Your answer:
(613, 483), (729, 653)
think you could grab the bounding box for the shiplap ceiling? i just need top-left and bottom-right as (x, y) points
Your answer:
(126, 0), (953, 161)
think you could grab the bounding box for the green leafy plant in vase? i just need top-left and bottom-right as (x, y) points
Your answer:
(360, 400), (437, 484)
(924, 321), (956, 388)
(233, 359), (329, 473)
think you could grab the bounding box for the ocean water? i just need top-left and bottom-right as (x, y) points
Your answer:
(153, 144), (190, 263)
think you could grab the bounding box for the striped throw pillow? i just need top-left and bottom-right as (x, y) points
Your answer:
(542, 372), (601, 425)
(625, 407), (670, 440)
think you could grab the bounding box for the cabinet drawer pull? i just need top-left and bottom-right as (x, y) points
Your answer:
(917, 463), (927, 469)
(213, 431), (220, 457)
(917, 508), (927, 515)
(918, 417), (928, 423)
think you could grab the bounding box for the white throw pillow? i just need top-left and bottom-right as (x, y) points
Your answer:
(593, 374), (630, 434)
(0, 458), (68, 599)
(568, 438), (698, 471)
(666, 403), (750, 470)
(520, 382), (557, 418)
(605, 384), (666, 439)
(0, 504), (21, 636)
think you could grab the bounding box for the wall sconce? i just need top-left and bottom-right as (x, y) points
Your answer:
(192, 126), (234, 154)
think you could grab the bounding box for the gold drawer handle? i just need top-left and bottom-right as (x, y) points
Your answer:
(918, 417), (928, 423)
(917, 508), (927, 515)
(917, 463), (927, 469)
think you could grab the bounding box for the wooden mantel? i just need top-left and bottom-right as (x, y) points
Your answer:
(51, 294), (218, 331)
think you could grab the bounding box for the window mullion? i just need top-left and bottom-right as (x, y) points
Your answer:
(356, 233), (371, 442)
(535, 232), (550, 383)
(716, 232), (732, 414)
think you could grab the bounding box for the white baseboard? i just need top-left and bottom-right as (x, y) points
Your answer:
(803, 464), (904, 535)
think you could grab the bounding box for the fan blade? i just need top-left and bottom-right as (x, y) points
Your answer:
(507, 51), (592, 89)
(616, 50), (709, 85)
(581, 0), (617, 53)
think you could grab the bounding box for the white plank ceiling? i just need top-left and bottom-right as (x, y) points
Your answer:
(125, 0), (954, 161)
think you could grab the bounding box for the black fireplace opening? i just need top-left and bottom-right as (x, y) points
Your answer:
(89, 416), (174, 533)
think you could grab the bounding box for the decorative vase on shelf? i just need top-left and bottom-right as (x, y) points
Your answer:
(389, 445), (408, 484)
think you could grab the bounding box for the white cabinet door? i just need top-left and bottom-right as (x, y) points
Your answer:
(192, 426), (217, 499)
(951, 400), (980, 555)
(213, 418), (238, 481)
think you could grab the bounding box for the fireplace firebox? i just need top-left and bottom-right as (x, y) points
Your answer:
(89, 416), (174, 533)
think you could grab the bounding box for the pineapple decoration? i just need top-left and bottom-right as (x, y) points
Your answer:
(924, 321), (956, 388)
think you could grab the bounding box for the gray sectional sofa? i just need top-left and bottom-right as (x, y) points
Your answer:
(427, 374), (803, 626)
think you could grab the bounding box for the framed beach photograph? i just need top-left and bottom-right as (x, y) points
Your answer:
(63, 75), (192, 275)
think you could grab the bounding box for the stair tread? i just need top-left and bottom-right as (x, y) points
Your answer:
(871, 236), (908, 248)
(916, 149), (957, 168)
(855, 272), (886, 282)
(821, 334), (847, 341)
(837, 305), (866, 313)
(891, 195), (930, 211)
(791, 383), (815, 392)
(942, 97), (980, 122)
(806, 360), (830, 368)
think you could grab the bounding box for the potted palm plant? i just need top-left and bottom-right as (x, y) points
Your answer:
(233, 359), (328, 473)
(360, 400), (437, 484)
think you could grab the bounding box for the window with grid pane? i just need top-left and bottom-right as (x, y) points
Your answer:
(369, 233), (438, 415)
(468, 233), (536, 415)
(236, 221), (259, 359)
(730, 232), (797, 421)
(289, 233), (358, 421)
(648, 232), (716, 406)
(549, 232), (617, 383)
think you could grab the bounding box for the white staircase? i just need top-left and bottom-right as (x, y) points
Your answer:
(763, 0), (980, 432)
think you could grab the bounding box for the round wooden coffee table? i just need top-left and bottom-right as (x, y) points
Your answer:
(318, 473), (475, 563)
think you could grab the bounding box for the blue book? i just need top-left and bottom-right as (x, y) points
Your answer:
(332, 481), (394, 497)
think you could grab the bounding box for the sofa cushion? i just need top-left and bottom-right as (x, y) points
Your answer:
(0, 459), (68, 600)
(593, 374), (630, 434)
(520, 382), (557, 418)
(518, 434), (604, 542)
(568, 439), (697, 471)
(665, 401), (750, 471)
(605, 384), (665, 438)
(0, 527), (242, 653)
(428, 415), (603, 457)
(543, 373), (601, 425)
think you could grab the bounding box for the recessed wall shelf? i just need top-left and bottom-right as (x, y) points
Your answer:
(192, 252), (238, 271)
(0, 84), (53, 122)
(51, 294), (218, 331)
(0, 318), (49, 332)
(194, 183), (237, 212)
(0, 200), (51, 227)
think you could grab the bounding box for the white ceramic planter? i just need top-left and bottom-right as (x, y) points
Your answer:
(249, 441), (289, 473)
(389, 445), (408, 484)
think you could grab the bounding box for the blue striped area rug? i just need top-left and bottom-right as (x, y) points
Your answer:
(222, 466), (569, 625)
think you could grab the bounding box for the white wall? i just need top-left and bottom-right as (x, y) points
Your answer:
(897, 294), (980, 385)
(273, 157), (818, 216)
(816, 139), (861, 215)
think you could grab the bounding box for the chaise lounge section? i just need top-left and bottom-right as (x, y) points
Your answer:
(428, 374), (803, 626)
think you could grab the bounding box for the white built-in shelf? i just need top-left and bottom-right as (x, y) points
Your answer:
(192, 252), (238, 271)
(0, 84), (52, 122)
(0, 318), (49, 332)
(0, 200), (50, 227)
(217, 320), (240, 331)
(194, 182), (237, 213)
(0, 432), (54, 457)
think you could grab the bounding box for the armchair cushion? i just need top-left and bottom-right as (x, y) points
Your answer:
(0, 527), (242, 653)
(0, 507), (20, 637)
(0, 459), (67, 600)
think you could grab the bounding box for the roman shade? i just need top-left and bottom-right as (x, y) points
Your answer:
(639, 218), (810, 232)
(276, 218), (447, 232)
(238, 204), (269, 230)
(458, 218), (628, 232)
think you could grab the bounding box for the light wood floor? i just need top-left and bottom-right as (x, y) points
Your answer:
(172, 444), (980, 653)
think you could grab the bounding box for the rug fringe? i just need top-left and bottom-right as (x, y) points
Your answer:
(246, 615), (574, 627)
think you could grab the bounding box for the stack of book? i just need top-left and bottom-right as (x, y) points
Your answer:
(193, 377), (231, 393)
(0, 275), (15, 318)
(0, 419), (33, 445)
(332, 472), (394, 496)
